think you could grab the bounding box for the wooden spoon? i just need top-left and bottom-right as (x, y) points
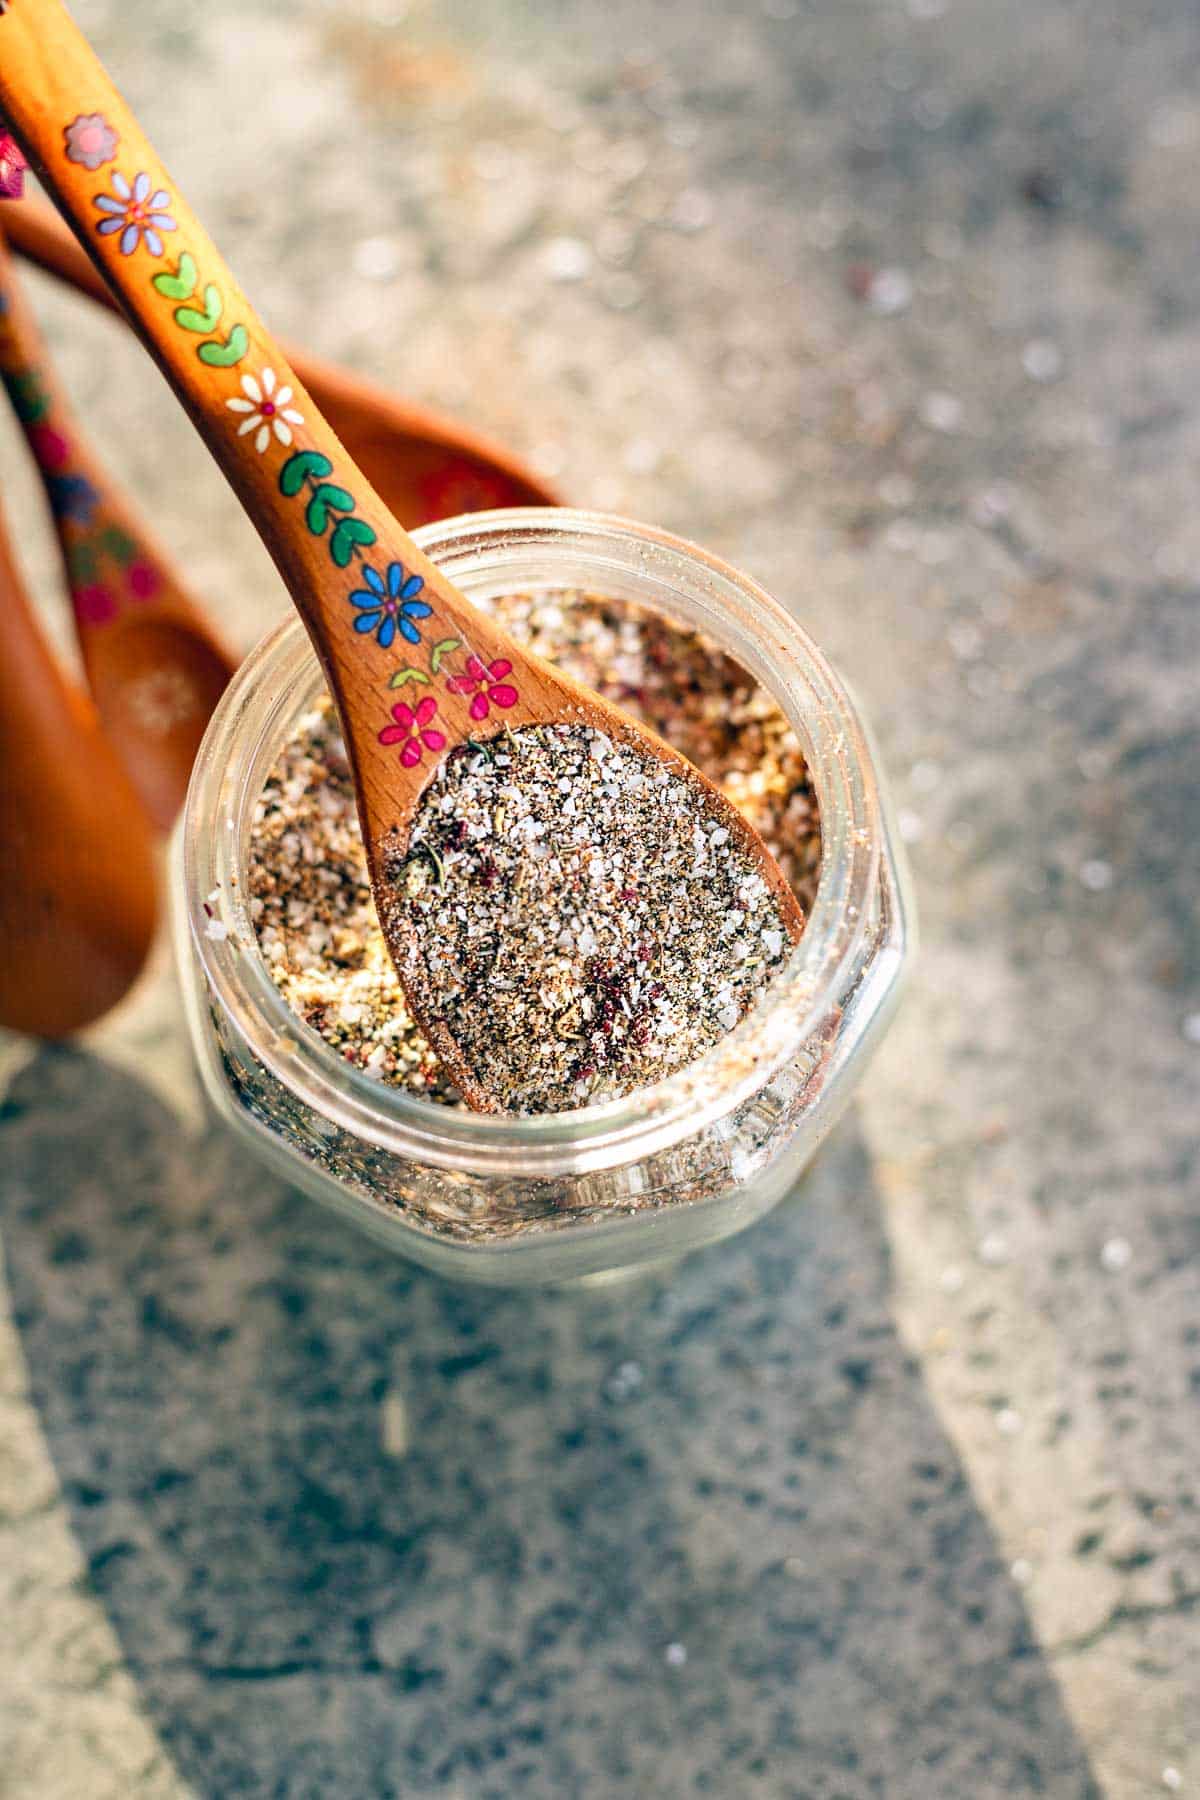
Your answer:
(0, 1), (804, 1112)
(0, 487), (158, 1037)
(4, 189), (561, 526)
(0, 219), (236, 828)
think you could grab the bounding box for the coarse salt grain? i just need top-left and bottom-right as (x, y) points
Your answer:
(1100, 1237), (1132, 1272)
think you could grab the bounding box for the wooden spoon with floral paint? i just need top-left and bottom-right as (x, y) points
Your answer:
(4, 189), (561, 528)
(0, 0), (804, 1112)
(0, 485), (158, 1036)
(0, 218), (235, 828)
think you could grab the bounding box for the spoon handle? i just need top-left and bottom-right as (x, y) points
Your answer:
(0, 0), (552, 807)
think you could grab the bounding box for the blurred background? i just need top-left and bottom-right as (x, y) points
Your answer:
(1, 1), (1197, 1795)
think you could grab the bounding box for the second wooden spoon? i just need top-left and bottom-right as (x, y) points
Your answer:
(0, 217), (235, 827)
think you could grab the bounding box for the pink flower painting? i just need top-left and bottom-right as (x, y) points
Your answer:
(445, 655), (519, 722)
(378, 695), (447, 768)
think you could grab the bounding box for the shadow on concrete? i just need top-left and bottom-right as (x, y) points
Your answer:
(1, 1047), (1099, 1799)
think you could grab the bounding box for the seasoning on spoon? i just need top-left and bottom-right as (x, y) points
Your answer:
(387, 723), (792, 1112)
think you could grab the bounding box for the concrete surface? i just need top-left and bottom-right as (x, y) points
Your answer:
(0, 0), (1197, 1795)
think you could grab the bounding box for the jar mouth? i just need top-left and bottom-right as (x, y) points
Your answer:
(181, 509), (881, 1175)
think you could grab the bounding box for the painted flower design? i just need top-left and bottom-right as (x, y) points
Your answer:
(8, 371), (48, 426)
(225, 368), (304, 453)
(445, 654), (519, 721)
(123, 668), (198, 733)
(128, 561), (161, 601)
(0, 133), (26, 200)
(75, 584), (117, 626)
(378, 695), (446, 768)
(350, 562), (431, 649)
(64, 113), (119, 171)
(93, 171), (177, 257)
(47, 473), (100, 526)
(29, 424), (70, 471)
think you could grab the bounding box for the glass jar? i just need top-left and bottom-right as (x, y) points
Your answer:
(173, 510), (914, 1286)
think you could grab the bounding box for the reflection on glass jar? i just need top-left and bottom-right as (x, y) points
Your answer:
(174, 511), (914, 1286)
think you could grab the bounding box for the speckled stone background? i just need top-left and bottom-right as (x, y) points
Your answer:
(0, 1), (1197, 1796)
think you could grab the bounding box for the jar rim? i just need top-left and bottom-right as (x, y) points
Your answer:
(181, 508), (882, 1175)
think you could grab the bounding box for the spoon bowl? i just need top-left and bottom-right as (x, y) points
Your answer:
(81, 613), (234, 825)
